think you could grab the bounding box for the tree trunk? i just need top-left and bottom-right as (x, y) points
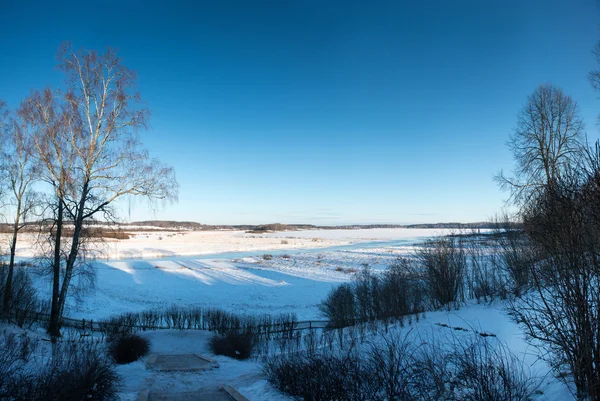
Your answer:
(3, 200), (22, 315)
(2, 230), (18, 315)
(56, 181), (88, 327)
(48, 199), (63, 338)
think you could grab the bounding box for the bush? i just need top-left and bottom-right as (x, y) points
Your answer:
(465, 237), (507, 302)
(451, 335), (535, 401)
(0, 266), (44, 328)
(380, 258), (425, 320)
(108, 334), (150, 364)
(264, 344), (375, 401)
(265, 330), (537, 401)
(0, 332), (119, 401)
(320, 260), (425, 328)
(418, 238), (467, 310)
(31, 347), (120, 401)
(319, 283), (356, 328)
(209, 331), (255, 360)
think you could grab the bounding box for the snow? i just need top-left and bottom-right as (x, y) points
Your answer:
(115, 302), (572, 401)
(262, 227), (460, 240)
(5, 227), (455, 260)
(3, 228), (575, 400)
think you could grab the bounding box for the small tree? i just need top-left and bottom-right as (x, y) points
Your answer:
(1, 114), (39, 314)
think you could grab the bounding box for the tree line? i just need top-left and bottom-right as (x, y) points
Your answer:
(0, 42), (178, 338)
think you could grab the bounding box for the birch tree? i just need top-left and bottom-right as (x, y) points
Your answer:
(1, 114), (39, 314)
(24, 43), (178, 337)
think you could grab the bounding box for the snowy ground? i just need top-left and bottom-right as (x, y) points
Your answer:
(8, 227), (574, 400)
(5, 227), (454, 259)
(22, 228), (445, 320)
(2, 301), (571, 401)
(33, 243), (419, 320)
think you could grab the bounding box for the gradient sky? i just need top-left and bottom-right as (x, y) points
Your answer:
(1, 0), (600, 225)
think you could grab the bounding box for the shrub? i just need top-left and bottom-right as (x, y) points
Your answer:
(0, 333), (119, 401)
(209, 331), (255, 360)
(320, 260), (425, 328)
(451, 335), (536, 401)
(266, 330), (537, 401)
(353, 268), (380, 322)
(417, 238), (467, 310)
(0, 332), (29, 400)
(0, 266), (45, 328)
(380, 258), (425, 320)
(108, 334), (150, 364)
(264, 344), (375, 401)
(465, 238), (507, 302)
(319, 283), (356, 328)
(32, 348), (120, 401)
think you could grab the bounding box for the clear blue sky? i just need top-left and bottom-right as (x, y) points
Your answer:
(1, 0), (600, 225)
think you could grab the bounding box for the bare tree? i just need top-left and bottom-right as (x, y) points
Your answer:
(589, 40), (600, 118)
(496, 84), (585, 206)
(0, 113), (39, 314)
(23, 43), (178, 337)
(508, 169), (600, 400)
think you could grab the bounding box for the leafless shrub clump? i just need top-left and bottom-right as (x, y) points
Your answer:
(464, 234), (508, 302)
(319, 283), (356, 328)
(320, 261), (425, 328)
(417, 238), (467, 310)
(265, 330), (536, 401)
(0, 331), (119, 401)
(97, 306), (298, 349)
(108, 333), (150, 364)
(490, 217), (533, 296)
(209, 331), (255, 360)
(0, 266), (47, 328)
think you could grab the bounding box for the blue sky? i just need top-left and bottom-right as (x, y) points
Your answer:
(1, 0), (600, 225)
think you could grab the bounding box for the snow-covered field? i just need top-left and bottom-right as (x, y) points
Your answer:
(16, 228), (445, 320)
(30, 229), (433, 321)
(6, 227), (454, 259)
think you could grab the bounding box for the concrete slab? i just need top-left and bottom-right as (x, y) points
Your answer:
(148, 388), (232, 401)
(222, 385), (250, 401)
(146, 353), (215, 372)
